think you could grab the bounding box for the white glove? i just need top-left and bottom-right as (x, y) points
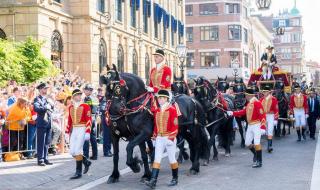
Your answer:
(84, 133), (90, 141)
(290, 115), (294, 119)
(146, 86), (154, 92)
(305, 114), (309, 119)
(0, 119), (5, 125)
(274, 120), (278, 126)
(261, 129), (266, 135)
(45, 104), (52, 110)
(31, 115), (37, 121)
(227, 111), (233, 117)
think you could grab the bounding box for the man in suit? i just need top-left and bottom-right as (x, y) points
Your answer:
(34, 82), (53, 166)
(307, 88), (319, 140)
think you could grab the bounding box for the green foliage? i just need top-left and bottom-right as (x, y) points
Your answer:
(0, 37), (59, 87)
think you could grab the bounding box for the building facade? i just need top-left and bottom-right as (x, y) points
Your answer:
(258, 2), (305, 76)
(0, 0), (185, 84)
(185, 0), (272, 81)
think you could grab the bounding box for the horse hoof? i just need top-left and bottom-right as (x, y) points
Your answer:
(182, 152), (189, 160)
(202, 160), (209, 166)
(212, 157), (218, 161)
(225, 153), (230, 157)
(107, 177), (119, 184)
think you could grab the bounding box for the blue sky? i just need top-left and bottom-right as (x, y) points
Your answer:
(257, 0), (320, 62)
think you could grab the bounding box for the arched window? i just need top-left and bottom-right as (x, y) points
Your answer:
(99, 38), (107, 73)
(117, 45), (124, 73)
(132, 49), (138, 75)
(51, 30), (63, 69)
(0, 28), (6, 39)
(145, 53), (150, 82)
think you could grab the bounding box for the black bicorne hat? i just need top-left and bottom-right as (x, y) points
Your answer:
(157, 89), (170, 98)
(153, 49), (165, 57)
(37, 82), (49, 90)
(245, 87), (258, 95)
(72, 89), (82, 96)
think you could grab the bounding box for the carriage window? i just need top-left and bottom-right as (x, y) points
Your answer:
(200, 52), (219, 67)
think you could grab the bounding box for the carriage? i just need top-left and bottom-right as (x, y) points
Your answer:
(248, 67), (292, 93)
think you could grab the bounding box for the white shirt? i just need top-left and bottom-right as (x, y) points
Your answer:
(156, 60), (166, 71)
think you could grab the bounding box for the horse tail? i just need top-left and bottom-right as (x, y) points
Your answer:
(194, 100), (210, 160)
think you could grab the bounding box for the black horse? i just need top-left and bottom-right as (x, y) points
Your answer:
(193, 77), (233, 160)
(274, 80), (291, 136)
(102, 65), (210, 178)
(101, 65), (153, 184)
(232, 78), (247, 148)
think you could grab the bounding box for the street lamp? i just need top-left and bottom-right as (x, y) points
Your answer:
(256, 0), (271, 10)
(176, 44), (188, 75)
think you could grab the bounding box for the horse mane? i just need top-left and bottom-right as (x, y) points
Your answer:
(120, 73), (147, 100)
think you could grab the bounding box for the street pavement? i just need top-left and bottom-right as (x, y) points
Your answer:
(0, 128), (318, 190)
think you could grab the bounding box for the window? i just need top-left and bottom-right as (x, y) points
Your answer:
(132, 49), (138, 75)
(290, 19), (300, 26)
(154, 22), (159, 38)
(296, 53), (302, 59)
(186, 5), (193, 16)
(244, 53), (249, 68)
(115, 0), (122, 21)
(283, 53), (292, 59)
(117, 45), (124, 73)
(0, 28), (6, 39)
(186, 27), (193, 42)
(164, 28), (167, 43)
(131, 2), (137, 27)
(243, 6), (248, 18)
(230, 51), (240, 66)
(143, 1), (148, 33)
(280, 33), (291, 43)
(99, 39), (107, 74)
(54, 0), (61, 3)
(187, 53), (195, 67)
(292, 33), (301, 43)
(97, 0), (105, 13)
(171, 31), (175, 47)
(200, 26), (219, 41)
(199, 3), (218, 15)
(243, 28), (248, 43)
(145, 53), (150, 81)
(228, 25), (241, 40)
(200, 52), (219, 67)
(225, 3), (240, 14)
(279, 19), (286, 27)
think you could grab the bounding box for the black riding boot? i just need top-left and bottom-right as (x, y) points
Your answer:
(249, 147), (257, 163)
(252, 150), (262, 168)
(70, 160), (82, 179)
(297, 129), (302, 141)
(146, 168), (159, 189)
(83, 156), (92, 174)
(168, 168), (178, 186)
(267, 139), (273, 153)
(302, 128), (307, 140)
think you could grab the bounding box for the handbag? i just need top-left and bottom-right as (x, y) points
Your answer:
(4, 152), (21, 162)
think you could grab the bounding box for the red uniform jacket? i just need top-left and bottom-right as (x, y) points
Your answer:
(233, 97), (266, 130)
(260, 95), (279, 120)
(66, 103), (92, 134)
(289, 93), (309, 114)
(153, 105), (178, 140)
(149, 65), (172, 93)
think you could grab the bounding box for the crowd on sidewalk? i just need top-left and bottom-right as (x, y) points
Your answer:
(0, 71), (113, 163)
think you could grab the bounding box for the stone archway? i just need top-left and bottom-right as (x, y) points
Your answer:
(51, 30), (63, 69)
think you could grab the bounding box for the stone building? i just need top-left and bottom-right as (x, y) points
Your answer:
(0, 0), (185, 84)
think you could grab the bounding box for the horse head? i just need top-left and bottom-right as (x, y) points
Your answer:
(216, 76), (229, 93)
(193, 77), (217, 109)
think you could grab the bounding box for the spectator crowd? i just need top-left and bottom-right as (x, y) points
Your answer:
(0, 71), (113, 163)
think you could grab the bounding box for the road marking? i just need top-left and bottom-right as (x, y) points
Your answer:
(73, 152), (170, 190)
(311, 131), (320, 190)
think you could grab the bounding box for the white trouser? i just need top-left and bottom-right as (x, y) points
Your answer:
(245, 123), (262, 146)
(154, 136), (177, 165)
(266, 114), (275, 138)
(293, 108), (306, 127)
(69, 127), (86, 156)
